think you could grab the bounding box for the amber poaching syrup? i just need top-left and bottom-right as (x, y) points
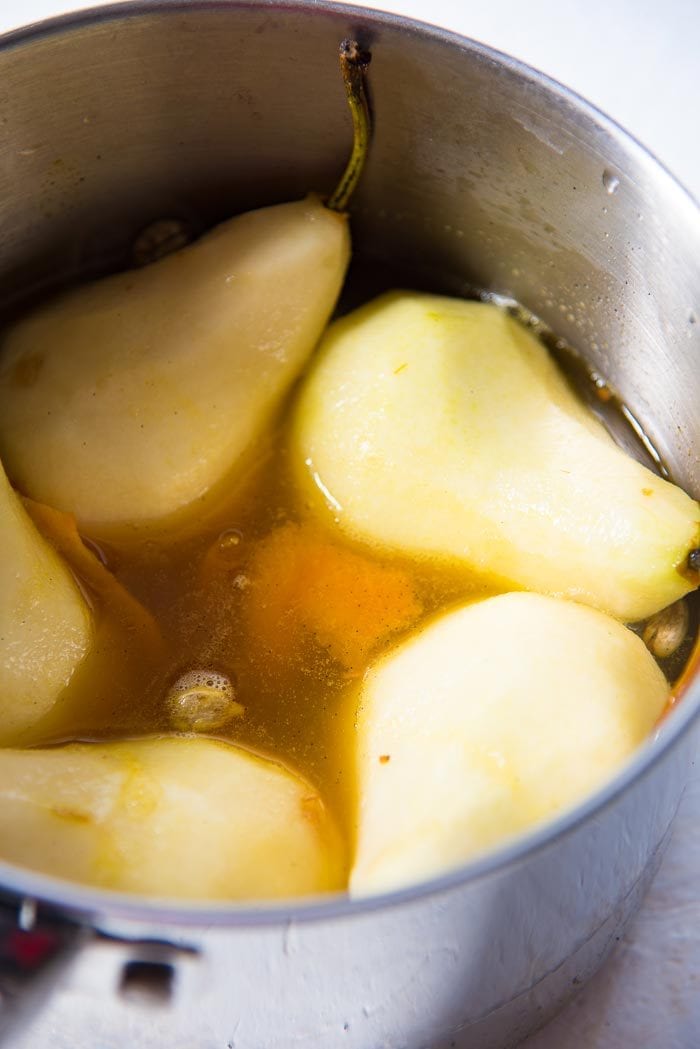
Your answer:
(24, 415), (500, 863)
(15, 257), (698, 875)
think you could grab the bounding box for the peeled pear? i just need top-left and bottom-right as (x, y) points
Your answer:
(292, 292), (699, 622)
(0, 459), (92, 737)
(0, 738), (342, 898)
(350, 592), (668, 896)
(0, 197), (349, 529)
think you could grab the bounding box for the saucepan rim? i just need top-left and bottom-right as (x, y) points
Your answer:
(0, 0), (698, 929)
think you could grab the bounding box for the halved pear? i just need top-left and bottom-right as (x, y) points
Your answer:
(0, 459), (92, 737)
(0, 196), (349, 529)
(292, 293), (699, 622)
(0, 738), (342, 899)
(350, 592), (669, 896)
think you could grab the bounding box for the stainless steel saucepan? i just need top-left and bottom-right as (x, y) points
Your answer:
(0, 3), (698, 1047)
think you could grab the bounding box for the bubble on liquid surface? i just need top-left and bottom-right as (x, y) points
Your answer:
(167, 669), (243, 732)
(602, 170), (620, 195)
(217, 528), (243, 558)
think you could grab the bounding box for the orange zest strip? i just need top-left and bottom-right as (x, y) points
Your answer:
(23, 497), (163, 653)
(238, 521), (422, 674)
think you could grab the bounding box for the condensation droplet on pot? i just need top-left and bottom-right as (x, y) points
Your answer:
(217, 528), (243, 558)
(642, 600), (689, 660)
(602, 170), (620, 195)
(132, 218), (191, 267)
(167, 669), (243, 732)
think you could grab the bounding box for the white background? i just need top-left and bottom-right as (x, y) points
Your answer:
(2, 2), (700, 1047)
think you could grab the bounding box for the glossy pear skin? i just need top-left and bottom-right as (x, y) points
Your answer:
(293, 293), (699, 622)
(0, 738), (342, 898)
(0, 196), (349, 529)
(350, 592), (668, 896)
(0, 460), (92, 737)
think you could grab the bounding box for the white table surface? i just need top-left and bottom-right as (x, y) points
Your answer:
(2, 2), (699, 1047)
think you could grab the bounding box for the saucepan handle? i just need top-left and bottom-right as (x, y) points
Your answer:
(0, 896), (87, 1043)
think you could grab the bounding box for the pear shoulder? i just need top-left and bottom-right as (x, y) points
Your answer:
(351, 591), (669, 896)
(0, 737), (343, 898)
(0, 196), (349, 530)
(292, 291), (700, 621)
(0, 460), (92, 739)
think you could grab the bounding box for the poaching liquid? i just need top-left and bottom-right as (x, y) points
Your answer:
(21, 399), (499, 873)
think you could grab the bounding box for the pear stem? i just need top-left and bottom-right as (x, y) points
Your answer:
(327, 40), (372, 213)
